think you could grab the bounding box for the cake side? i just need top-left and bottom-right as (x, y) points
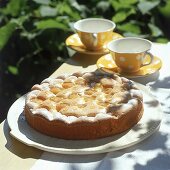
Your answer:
(25, 101), (143, 139)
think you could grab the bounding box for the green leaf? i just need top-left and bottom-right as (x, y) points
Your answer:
(35, 19), (68, 30)
(123, 32), (148, 38)
(68, 0), (84, 11)
(1, 0), (26, 17)
(159, 0), (170, 18)
(57, 2), (80, 19)
(68, 1), (88, 18)
(112, 12), (127, 23)
(8, 66), (19, 75)
(110, 1), (121, 11)
(96, 1), (110, 12)
(0, 22), (16, 50)
(112, 8), (136, 23)
(119, 0), (137, 5)
(110, 0), (134, 11)
(138, 1), (160, 15)
(39, 6), (57, 17)
(117, 23), (141, 34)
(10, 15), (29, 27)
(33, 0), (50, 5)
(148, 23), (163, 37)
(155, 37), (169, 43)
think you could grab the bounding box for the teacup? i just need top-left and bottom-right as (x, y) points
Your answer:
(107, 37), (154, 73)
(74, 18), (116, 51)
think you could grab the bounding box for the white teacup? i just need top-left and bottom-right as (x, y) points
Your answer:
(74, 18), (116, 51)
(107, 37), (154, 73)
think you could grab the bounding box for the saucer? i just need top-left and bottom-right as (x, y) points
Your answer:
(97, 54), (162, 78)
(65, 32), (123, 55)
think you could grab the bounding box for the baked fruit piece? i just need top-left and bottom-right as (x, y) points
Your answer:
(24, 71), (144, 140)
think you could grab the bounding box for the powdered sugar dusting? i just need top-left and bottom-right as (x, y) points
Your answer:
(26, 72), (143, 123)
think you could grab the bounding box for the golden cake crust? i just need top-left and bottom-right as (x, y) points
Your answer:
(25, 71), (144, 140)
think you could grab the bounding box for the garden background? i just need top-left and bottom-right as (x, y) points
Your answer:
(0, 0), (170, 122)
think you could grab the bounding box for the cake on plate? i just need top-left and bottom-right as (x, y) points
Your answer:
(24, 71), (143, 140)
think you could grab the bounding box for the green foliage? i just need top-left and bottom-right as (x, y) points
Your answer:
(0, 21), (16, 49)
(0, 0), (169, 59)
(35, 19), (69, 30)
(118, 22), (141, 34)
(110, 0), (169, 42)
(137, 1), (160, 15)
(8, 65), (19, 75)
(159, 0), (170, 18)
(148, 23), (163, 37)
(0, 0), (168, 55)
(33, 0), (51, 5)
(1, 0), (27, 17)
(112, 9), (136, 23)
(39, 6), (57, 17)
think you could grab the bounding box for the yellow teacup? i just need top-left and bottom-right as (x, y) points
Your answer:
(74, 18), (116, 51)
(107, 37), (154, 73)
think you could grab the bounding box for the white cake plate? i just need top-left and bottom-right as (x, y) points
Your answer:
(7, 83), (162, 155)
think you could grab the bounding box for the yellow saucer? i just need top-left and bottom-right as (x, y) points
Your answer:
(97, 54), (162, 78)
(65, 32), (123, 55)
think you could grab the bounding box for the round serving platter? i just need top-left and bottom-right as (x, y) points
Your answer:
(7, 83), (162, 155)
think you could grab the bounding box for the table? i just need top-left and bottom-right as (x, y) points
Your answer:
(0, 43), (170, 170)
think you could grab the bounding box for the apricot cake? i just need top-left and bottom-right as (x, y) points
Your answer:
(24, 71), (144, 140)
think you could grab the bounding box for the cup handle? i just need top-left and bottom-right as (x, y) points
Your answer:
(142, 51), (154, 66)
(92, 33), (97, 39)
(92, 33), (98, 45)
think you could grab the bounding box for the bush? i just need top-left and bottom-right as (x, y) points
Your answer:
(0, 0), (170, 120)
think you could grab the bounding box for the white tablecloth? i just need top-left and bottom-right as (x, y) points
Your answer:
(31, 43), (170, 170)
